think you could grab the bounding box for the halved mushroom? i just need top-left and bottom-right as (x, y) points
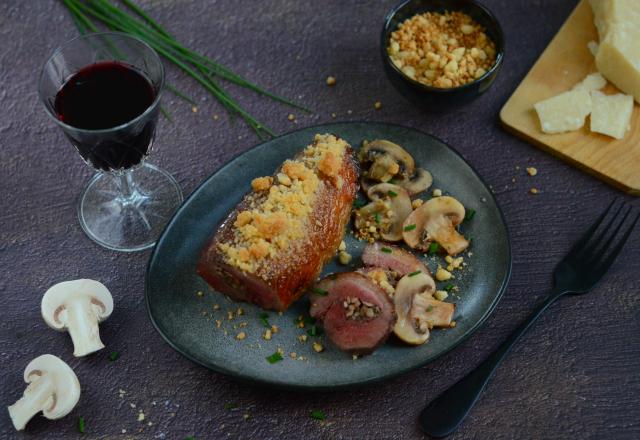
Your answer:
(402, 196), (469, 255)
(393, 272), (436, 345)
(41, 279), (114, 357)
(8, 354), (81, 431)
(359, 140), (416, 182)
(366, 183), (412, 241)
(410, 294), (456, 329)
(394, 168), (433, 196)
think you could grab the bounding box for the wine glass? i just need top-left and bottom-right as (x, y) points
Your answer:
(38, 32), (183, 252)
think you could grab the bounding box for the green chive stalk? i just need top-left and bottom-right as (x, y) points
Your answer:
(61, 0), (310, 138)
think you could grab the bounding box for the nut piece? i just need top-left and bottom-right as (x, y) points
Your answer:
(41, 279), (114, 357)
(7, 354), (81, 431)
(526, 167), (537, 176)
(435, 266), (452, 281)
(326, 76), (336, 86)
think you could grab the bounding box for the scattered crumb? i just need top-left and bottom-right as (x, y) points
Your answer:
(130, 403), (136, 409)
(526, 167), (538, 176)
(331, 113), (337, 118)
(515, 165), (520, 170)
(213, 114), (219, 120)
(347, 110), (353, 115)
(196, 290), (204, 298)
(271, 324), (279, 334)
(313, 342), (324, 353)
(137, 412), (145, 422)
(432, 188), (442, 197)
(352, 354), (359, 360)
(236, 307), (244, 316)
(338, 240), (347, 251)
(122, 429), (127, 434)
(290, 352), (297, 359)
(278, 311), (283, 316)
(326, 76), (336, 86)
(191, 106), (198, 113)
(243, 414), (250, 421)
(288, 113), (296, 121)
(213, 304), (220, 310)
(511, 177), (516, 183)
(298, 334), (308, 342)
(530, 187), (539, 194)
(236, 331), (247, 340)
(374, 101), (382, 110)
(227, 311), (234, 320)
(263, 329), (272, 341)
(215, 319), (222, 328)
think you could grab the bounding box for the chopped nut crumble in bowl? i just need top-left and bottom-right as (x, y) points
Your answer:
(381, 0), (504, 112)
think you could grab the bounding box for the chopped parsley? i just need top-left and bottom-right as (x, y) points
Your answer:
(404, 224), (416, 231)
(107, 351), (119, 362)
(266, 352), (284, 364)
(381, 247), (392, 253)
(353, 199), (367, 208)
(307, 324), (323, 337)
(464, 209), (476, 221)
(427, 242), (440, 254)
(310, 410), (326, 420)
(408, 270), (421, 277)
(185, 437), (195, 440)
(223, 403), (238, 410)
(374, 212), (381, 224)
(426, 305), (434, 312)
(388, 190), (398, 197)
(388, 179), (397, 184)
(77, 416), (85, 433)
(444, 284), (455, 291)
(259, 312), (270, 328)
(304, 316), (317, 325)
(312, 287), (328, 296)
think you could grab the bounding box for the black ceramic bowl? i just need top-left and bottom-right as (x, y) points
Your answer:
(381, 0), (505, 112)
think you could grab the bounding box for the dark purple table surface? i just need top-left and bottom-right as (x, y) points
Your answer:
(1, 1), (639, 439)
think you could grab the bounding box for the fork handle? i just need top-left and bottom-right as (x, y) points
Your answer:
(419, 288), (566, 438)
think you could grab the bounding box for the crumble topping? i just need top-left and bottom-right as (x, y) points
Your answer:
(218, 134), (348, 274)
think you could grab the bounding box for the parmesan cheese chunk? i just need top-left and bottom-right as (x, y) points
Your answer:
(534, 90), (592, 134)
(590, 91), (634, 139)
(590, 0), (640, 39)
(573, 72), (607, 92)
(595, 25), (640, 103)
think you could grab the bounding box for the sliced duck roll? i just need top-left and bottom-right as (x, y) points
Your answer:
(362, 242), (431, 277)
(309, 272), (396, 354)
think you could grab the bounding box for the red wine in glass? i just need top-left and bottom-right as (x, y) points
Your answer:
(54, 61), (157, 171)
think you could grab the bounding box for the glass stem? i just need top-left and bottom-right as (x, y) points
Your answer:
(117, 171), (136, 203)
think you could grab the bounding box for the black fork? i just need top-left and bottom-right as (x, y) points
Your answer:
(419, 200), (639, 438)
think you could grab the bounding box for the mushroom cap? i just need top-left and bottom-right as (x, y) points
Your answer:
(359, 139), (416, 180)
(41, 279), (114, 331)
(367, 183), (413, 242)
(394, 168), (433, 196)
(23, 354), (80, 420)
(393, 272), (436, 345)
(402, 196), (469, 255)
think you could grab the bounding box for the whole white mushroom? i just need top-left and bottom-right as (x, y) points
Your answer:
(7, 354), (81, 431)
(41, 279), (113, 357)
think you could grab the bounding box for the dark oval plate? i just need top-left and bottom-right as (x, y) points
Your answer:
(146, 122), (511, 390)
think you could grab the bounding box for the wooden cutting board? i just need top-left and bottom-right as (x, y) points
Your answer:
(500, 0), (640, 195)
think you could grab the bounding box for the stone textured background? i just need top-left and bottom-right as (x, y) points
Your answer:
(1, 0), (638, 439)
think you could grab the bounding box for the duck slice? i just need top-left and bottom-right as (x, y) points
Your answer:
(309, 272), (396, 354)
(362, 242), (431, 277)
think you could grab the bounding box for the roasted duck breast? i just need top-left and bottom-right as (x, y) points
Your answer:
(197, 134), (359, 311)
(309, 272), (396, 354)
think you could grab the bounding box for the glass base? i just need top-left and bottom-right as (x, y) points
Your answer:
(78, 163), (183, 252)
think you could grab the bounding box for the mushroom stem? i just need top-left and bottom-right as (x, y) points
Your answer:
(8, 374), (54, 431)
(66, 297), (105, 357)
